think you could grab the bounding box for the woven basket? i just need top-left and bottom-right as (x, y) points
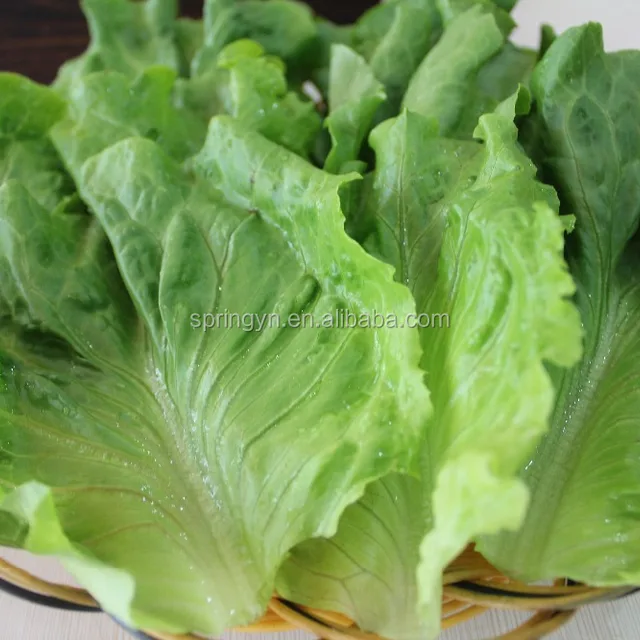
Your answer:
(1, 545), (636, 639)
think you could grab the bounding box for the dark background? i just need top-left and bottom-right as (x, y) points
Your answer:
(0, 0), (375, 84)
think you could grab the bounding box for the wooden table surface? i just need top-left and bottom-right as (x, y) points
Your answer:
(1, 0), (639, 638)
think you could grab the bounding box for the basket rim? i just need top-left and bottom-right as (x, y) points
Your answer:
(0, 546), (637, 640)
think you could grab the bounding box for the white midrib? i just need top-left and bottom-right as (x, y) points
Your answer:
(135, 353), (261, 624)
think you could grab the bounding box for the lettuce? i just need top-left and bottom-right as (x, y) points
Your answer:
(350, 0), (441, 115)
(0, 75), (72, 210)
(1, 1), (639, 639)
(478, 23), (640, 587)
(277, 94), (582, 640)
(0, 73), (428, 635)
(194, 0), (318, 75)
(55, 0), (183, 89)
(403, 2), (537, 138)
(323, 45), (386, 174)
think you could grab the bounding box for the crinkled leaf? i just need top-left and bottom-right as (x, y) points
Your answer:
(324, 45), (386, 174)
(54, 67), (207, 169)
(0, 483), (140, 625)
(213, 40), (321, 157)
(193, 0), (317, 76)
(55, 0), (181, 91)
(405, 2), (535, 139)
(178, 40), (321, 157)
(1, 74), (430, 634)
(437, 0), (516, 35)
(278, 102), (581, 640)
(0, 74), (72, 210)
(479, 23), (640, 587)
(402, 6), (505, 136)
(352, 0), (441, 115)
(56, 43), (320, 163)
(453, 43), (537, 138)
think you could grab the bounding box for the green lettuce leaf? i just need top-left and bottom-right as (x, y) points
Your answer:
(452, 42), (537, 136)
(278, 99), (582, 639)
(352, 0), (441, 115)
(0, 74), (72, 210)
(403, 3), (537, 139)
(478, 23), (640, 586)
(55, 42), (320, 163)
(55, 0), (182, 90)
(0, 482), (141, 622)
(324, 45), (386, 174)
(437, 0), (516, 35)
(54, 67), (207, 168)
(402, 5), (505, 136)
(212, 40), (321, 157)
(0, 73), (430, 634)
(193, 0), (317, 76)
(476, 42), (537, 100)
